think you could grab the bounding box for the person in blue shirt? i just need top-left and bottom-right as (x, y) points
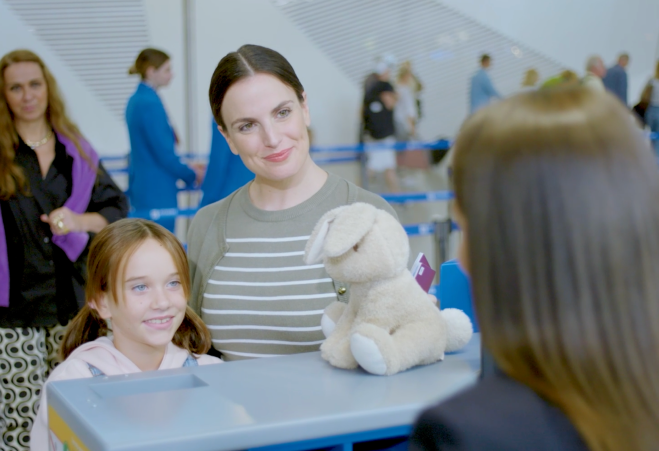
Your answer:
(125, 48), (203, 232)
(199, 119), (254, 208)
(603, 53), (629, 105)
(469, 54), (501, 114)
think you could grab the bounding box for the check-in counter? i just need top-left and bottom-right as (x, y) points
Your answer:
(47, 334), (480, 451)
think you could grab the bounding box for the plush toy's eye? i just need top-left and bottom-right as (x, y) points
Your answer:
(353, 243), (359, 252)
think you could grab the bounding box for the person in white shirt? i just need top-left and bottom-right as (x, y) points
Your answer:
(395, 62), (419, 141)
(582, 56), (607, 92)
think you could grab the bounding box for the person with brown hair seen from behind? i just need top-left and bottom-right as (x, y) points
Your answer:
(30, 218), (221, 450)
(410, 87), (659, 450)
(0, 49), (128, 451)
(126, 48), (205, 233)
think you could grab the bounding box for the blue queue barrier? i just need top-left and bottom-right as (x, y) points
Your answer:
(103, 132), (659, 176)
(128, 191), (455, 222)
(100, 132), (659, 165)
(101, 138), (454, 163)
(102, 139), (452, 176)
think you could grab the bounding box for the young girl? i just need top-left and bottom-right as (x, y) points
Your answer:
(30, 218), (221, 450)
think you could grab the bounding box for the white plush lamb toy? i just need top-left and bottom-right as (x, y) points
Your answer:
(304, 202), (473, 376)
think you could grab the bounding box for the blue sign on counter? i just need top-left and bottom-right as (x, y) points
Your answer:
(439, 259), (478, 332)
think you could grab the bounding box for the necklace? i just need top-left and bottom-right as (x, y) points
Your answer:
(25, 129), (54, 150)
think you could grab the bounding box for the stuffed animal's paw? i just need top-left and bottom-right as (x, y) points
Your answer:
(321, 302), (347, 338)
(350, 333), (387, 375)
(441, 308), (473, 352)
(321, 314), (336, 338)
(320, 337), (358, 369)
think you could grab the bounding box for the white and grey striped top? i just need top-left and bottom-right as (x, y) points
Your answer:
(202, 175), (353, 361)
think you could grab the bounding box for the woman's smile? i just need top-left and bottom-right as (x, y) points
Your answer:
(263, 147), (293, 163)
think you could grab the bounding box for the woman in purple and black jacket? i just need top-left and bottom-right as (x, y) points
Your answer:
(0, 49), (127, 451)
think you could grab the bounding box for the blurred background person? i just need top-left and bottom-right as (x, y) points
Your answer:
(644, 60), (659, 155)
(403, 60), (424, 122)
(126, 48), (205, 232)
(603, 53), (630, 105)
(395, 60), (428, 177)
(410, 87), (659, 451)
(541, 70), (580, 89)
(519, 68), (540, 92)
(395, 61), (419, 141)
(357, 71), (379, 145)
(199, 118), (254, 208)
(469, 54), (501, 114)
(0, 49), (127, 451)
(582, 55), (606, 92)
(362, 55), (400, 193)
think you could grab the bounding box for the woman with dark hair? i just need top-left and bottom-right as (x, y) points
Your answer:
(410, 87), (659, 450)
(0, 49), (127, 451)
(187, 44), (395, 361)
(126, 48), (204, 232)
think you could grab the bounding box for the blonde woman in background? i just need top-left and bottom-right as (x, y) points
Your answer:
(0, 49), (127, 451)
(395, 62), (419, 141)
(395, 61), (429, 173)
(520, 68), (539, 92)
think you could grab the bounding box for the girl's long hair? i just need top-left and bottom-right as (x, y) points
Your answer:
(0, 49), (90, 200)
(453, 87), (659, 451)
(60, 219), (212, 360)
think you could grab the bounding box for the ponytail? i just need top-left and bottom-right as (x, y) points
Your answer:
(129, 48), (169, 79)
(172, 306), (212, 355)
(59, 305), (109, 360)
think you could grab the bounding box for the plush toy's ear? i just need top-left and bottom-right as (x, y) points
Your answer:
(323, 202), (378, 258)
(304, 206), (348, 264)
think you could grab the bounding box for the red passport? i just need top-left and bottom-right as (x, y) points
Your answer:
(411, 252), (436, 293)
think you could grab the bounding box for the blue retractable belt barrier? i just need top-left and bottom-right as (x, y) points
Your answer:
(312, 156), (360, 165)
(129, 208), (198, 221)
(101, 133), (659, 165)
(404, 223), (435, 237)
(381, 191), (454, 204)
(102, 133), (659, 171)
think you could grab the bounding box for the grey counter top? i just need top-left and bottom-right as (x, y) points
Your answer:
(48, 334), (481, 451)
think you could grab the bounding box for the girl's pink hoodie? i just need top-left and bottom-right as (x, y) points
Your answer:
(30, 337), (221, 450)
